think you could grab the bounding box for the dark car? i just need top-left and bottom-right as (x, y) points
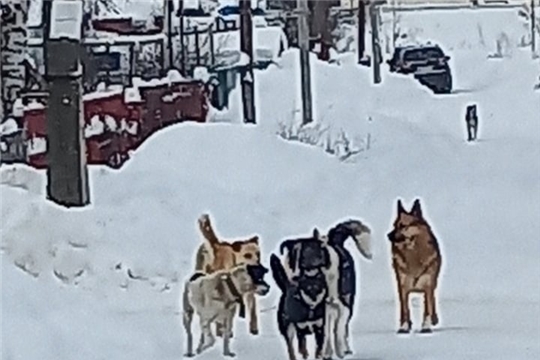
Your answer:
(387, 44), (453, 94)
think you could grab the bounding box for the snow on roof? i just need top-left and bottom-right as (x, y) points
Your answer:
(82, 85), (124, 101)
(0, 119), (20, 137)
(214, 26), (287, 63)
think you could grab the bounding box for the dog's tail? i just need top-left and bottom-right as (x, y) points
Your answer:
(270, 254), (288, 292)
(331, 220), (373, 260)
(198, 213), (220, 248)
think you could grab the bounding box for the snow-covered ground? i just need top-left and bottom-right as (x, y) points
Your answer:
(2, 7), (539, 360)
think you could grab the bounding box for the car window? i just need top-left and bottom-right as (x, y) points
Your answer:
(404, 48), (444, 61)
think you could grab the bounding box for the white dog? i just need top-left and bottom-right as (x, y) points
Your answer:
(182, 264), (270, 357)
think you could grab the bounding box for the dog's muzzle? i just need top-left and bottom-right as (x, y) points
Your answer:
(387, 230), (405, 243)
(255, 282), (270, 296)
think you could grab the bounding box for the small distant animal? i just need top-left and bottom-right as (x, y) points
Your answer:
(182, 264), (270, 358)
(465, 104), (479, 142)
(271, 230), (330, 360)
(194, 214), (262, 336)
(387, 199), (443, 334)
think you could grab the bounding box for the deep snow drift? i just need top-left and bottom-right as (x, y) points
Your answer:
(2, 6), (540, 360)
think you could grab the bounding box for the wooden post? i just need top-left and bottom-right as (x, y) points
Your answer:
(240, 0), (256, 124)
(298, 0), (313, 125)
(370, 2), (381, 84)
(45, 0), (89, 207)
(357, 0), (366, 63)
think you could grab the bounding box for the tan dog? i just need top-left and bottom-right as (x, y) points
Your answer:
(387, 199), (442, 334)
(194, 214), (262, 336)
(182, 264), (270, 357)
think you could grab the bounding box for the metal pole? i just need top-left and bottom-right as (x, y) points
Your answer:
(370, 2), (381, 84)
(164, 0), (173, 70)
(240, 0), (256, 124)
(532, 0), (537, 56)
(357, 0), (366, 63)
(45, 0), (89, 207)
(178, 0), (186, 75)
(298, 0), (313, 124)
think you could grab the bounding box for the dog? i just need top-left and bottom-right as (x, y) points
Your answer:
(387, 199), (442, 334)
(182, 264), (270, 358)
(194, 214), (262, 336)
(272, 229), (331, 360)
(465, 104), (479, 142)
(319, 220), (372, 360)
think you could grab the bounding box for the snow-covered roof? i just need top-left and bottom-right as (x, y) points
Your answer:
(0, 119), (20, 137)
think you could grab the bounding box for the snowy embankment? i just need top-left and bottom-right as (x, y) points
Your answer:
(2, 7), (540, 360)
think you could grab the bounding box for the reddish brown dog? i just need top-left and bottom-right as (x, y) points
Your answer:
(387, 199), (442, 334)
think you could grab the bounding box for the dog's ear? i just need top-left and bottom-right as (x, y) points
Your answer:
(279, 241), (291, 255)
(248, 236), (259, 244)
(313, 228), (320, 239)
(231, 241), (243, 252)
(397, 199), (405, 214)
(411, 199), (423, 218)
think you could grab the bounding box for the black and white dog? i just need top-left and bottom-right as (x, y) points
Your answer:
(320, 220), (372, 359)
(272, 220), (372, 360)
(271, 229), (330, 360)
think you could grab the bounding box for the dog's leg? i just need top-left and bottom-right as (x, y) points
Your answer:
(216, 321), (224, 338)
(314, 326), (325, 359)
(397, 286), (411, 334)
(196, 318), (215, 354)
(335, 304), (351, 357)
(183, 306), (195, 357)
(421, 288), (438, 333)
(286, 324), (297, 360)
(223, 309), (236, 357)
(344, 322), (352, 355)
(297, 332), (308, 360)
(322, 303), (338, 360)
(246, 293), (259, 335)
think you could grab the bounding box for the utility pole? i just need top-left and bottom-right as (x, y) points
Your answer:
(532, 0), (537, 56)
(298, 0), (313, 125)
(357, 0), (366, 63)
(312, 1), (331, 61)
(370, 1), (382, 84)
(240, 0), (256, 124)
(163, 0), (173, 70)
(45, 0), (90, 207)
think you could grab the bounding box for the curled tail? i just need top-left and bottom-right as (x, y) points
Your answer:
(270, 254), (288, 292)
(329, 219), (373, 260)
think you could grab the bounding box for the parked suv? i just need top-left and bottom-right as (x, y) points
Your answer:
(387, 44), (453, 94)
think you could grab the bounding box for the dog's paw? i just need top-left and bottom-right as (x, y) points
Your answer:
(184, 352), (195, 358)
(419, 328), (433, 334)
(344, 350), (353, 355)
(223, 351), (236, 357)
(397, 321), (411, 334)
(249, 328), (259, 336)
